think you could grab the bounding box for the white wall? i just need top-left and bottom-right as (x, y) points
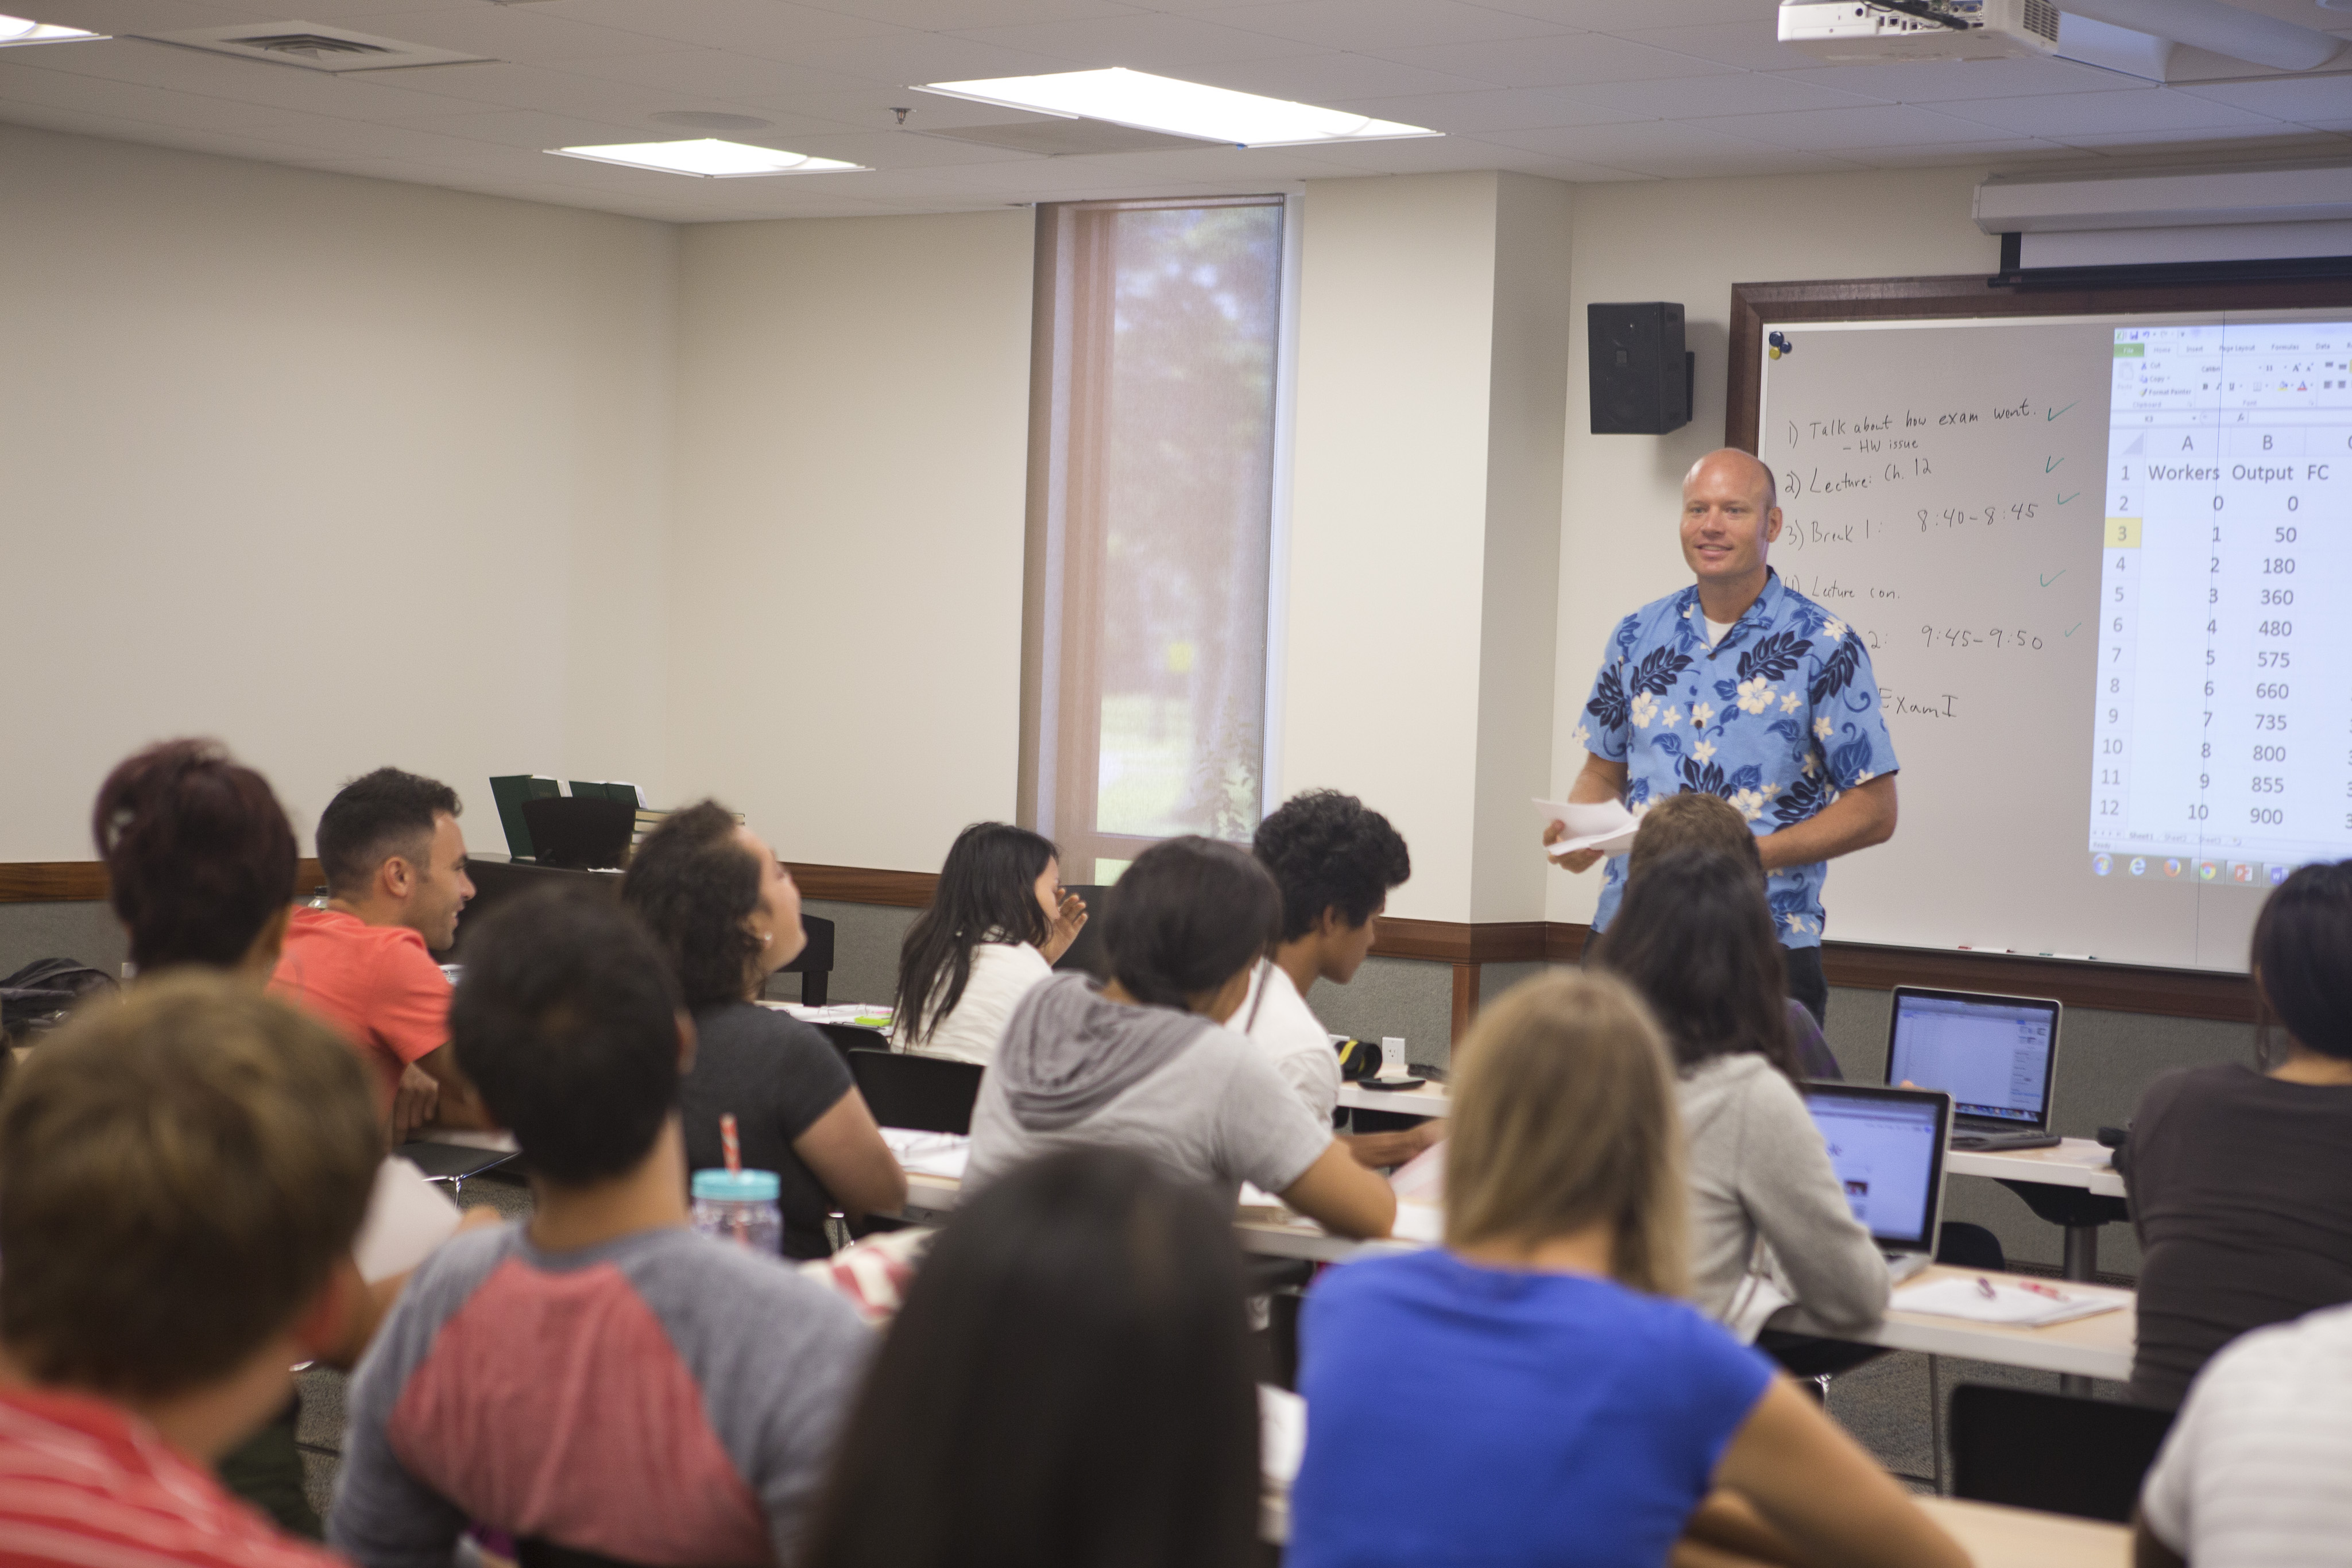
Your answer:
(666, 211), (1035, 872)
(1545, 167), (2006, 924)
(1285, 171), (1575, 925)
(0, 123), (675, 858)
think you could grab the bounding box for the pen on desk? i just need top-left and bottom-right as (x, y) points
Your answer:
(1975, 1276), (1997, 1299)
(2015, 1280), (2067, 1299)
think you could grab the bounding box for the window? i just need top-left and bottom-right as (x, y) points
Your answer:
(1020, 196), (1289, 882)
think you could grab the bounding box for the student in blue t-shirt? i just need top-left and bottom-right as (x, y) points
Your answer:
(1287, 971), (1964, 1568)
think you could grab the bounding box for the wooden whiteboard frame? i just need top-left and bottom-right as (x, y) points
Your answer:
(1724, 270), (2352, 1018)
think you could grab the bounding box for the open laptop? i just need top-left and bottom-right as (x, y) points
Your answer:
(1802, 1082), (1953, 1283)
(1883, 986), (2064, 1151)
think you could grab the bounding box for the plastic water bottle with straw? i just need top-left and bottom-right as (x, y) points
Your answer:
(691, 1112), (783, 1255)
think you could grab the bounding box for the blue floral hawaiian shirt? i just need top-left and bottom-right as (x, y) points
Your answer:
(1580, 568), (1898, 949)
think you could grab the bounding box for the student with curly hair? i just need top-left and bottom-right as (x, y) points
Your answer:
(624, 802), (904, 1258)
(1246, 789), (1422, 1166)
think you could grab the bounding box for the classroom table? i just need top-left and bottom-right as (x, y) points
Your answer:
(1916, 1497), (2129, 1568)
(1332, 1079), (2130, 1283)
(896, 1148), (2132, 1384)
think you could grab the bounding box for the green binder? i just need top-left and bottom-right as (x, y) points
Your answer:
(488, 775), (560, 861)
(568, 781), (646, 806)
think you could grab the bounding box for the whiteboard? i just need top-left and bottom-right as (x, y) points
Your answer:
(1757, 310), (2352, 973)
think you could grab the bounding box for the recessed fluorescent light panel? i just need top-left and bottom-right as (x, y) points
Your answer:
(0, 12), (106, 45)
(548, 140), (867, 178)
(915, 67), (1438, 149)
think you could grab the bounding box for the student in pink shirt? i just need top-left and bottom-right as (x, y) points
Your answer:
(270, 767), (491, 1140)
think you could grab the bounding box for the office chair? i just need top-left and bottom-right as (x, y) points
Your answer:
(846, 1048), (984, 1135)
(1949, 1383), (2175, 1521)
(520, 797), (636, 870)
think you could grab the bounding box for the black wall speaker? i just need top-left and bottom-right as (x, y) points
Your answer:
(1588, 301), (1692, 435)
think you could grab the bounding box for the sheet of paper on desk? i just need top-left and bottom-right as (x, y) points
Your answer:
(1897, 1277), (2124, 1327)
(879, 1128), (970, 1179)
(1532, 797), (1641, 860)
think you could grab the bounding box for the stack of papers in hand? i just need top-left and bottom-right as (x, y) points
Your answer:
(777, 1002), (895, 1028)
(1896, 1276), (2123, 1326)
(1533, 797), (1642, 860)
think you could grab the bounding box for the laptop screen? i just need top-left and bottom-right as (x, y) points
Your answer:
(1804, 1086), (1950, 1253)
(1885, 989), (2060, 1129)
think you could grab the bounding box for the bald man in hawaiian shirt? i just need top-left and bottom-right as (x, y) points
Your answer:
(1549, 448), (1900, 1024)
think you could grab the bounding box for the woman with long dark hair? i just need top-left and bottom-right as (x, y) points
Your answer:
(1593, 846), (1886, 1335)
(801, 1147), (1260, 1568)
(891, 822), (1086, 1064)
(2126, 860), (2352, 1408)
(623, 801), (905, 1259)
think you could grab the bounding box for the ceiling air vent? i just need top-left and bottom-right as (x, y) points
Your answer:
(139, 22), (489, 72)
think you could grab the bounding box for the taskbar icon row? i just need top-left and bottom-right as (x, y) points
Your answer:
(2091, 852), (2292, 886)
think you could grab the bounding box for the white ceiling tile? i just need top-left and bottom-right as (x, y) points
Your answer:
(1186, 49), (1495, 98)
(0, 53), (311, 128)
(524, 0), (904, 59)
(17, 0), (273, 32)
(1690, 101), (2003, 150)
(1477, 0), (1767, 26)
(1278, 129), (1543, 171)
(1568, 71), (1885, 117)
(11, 37), (496, 118)
(942, 11), (1327, 69)
(2053, 125), (2350, 151)
(1612, 20), (1818, 72)
(788, 28), (1094, 84)
(1769, 58), (2168, 103)
(1316, 84), (1643, 131)
(1188, 0), (1564, 52)
(318, 6), (664, 64)
(550, 48), (881, 99)
(742, 88), (1051, 130)
(793, 0), (1140, 28)
(1850, 137), (2072, 164)
(2176, 74), (2352, 123)
(1375, 32), (1735, 88)
(1932, 87), (2288, 138)
(1480, 115), (1858, 173)
(749, 126), (1043, 167)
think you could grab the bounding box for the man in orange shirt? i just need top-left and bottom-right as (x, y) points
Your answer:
(272, 767), (492, 1139)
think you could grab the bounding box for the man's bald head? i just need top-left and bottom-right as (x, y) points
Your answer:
(1684, 448), (1776, 514)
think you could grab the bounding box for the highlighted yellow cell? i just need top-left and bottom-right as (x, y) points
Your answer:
(2106, 516), (2142, 548)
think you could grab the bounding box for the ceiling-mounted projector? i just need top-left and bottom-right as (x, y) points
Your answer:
(1778, 0), (2061, 60)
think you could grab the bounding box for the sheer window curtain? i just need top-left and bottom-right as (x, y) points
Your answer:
(1019, 196), (1286, 882)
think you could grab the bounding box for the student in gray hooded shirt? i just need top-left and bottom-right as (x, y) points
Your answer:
(966, 837), (1396, 1242)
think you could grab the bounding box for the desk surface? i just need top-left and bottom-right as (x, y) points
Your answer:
(1777, 1265), (2135, 1382)
(1916, 1497), (2129, 1568)
(1945, 1138), (2126, 1198)
(905, 1162), (2132, 1380)
(1336, 1078), (1450, 1116)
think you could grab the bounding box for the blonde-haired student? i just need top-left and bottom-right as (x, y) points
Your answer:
(1287, 971), (1964, 1568)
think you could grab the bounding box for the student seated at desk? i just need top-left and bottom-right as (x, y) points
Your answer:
(965, 837), (1396, 1241)
(1593, 848), (1887, 1335)
(267, 767), (493, 1141)
(1246, 789), (1430, 1166)
(1287, 972), (1964, 1568)
(94, 739), (478, 1535)
(889, 821), (1088, 1064)
(803, 1147), (1260, 1568)
(1622, 792), (1840, 1081)
(2135, 1298), (2352, 1568)
(2126, 861), (2352, 1410)
(332, 893), (870, 1568)
(624, 801), (904, 1259)
(0, 974), (381, 1568)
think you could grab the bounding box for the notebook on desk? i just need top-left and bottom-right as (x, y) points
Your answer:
(1883, 987), (2064, 1151)
(1803, 1083), (1953, 1284)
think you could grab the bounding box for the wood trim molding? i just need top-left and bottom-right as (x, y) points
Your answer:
(0, 861), (325, 904)
(0, 858), (2258, 1023)
(786, 862), (940, 909)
